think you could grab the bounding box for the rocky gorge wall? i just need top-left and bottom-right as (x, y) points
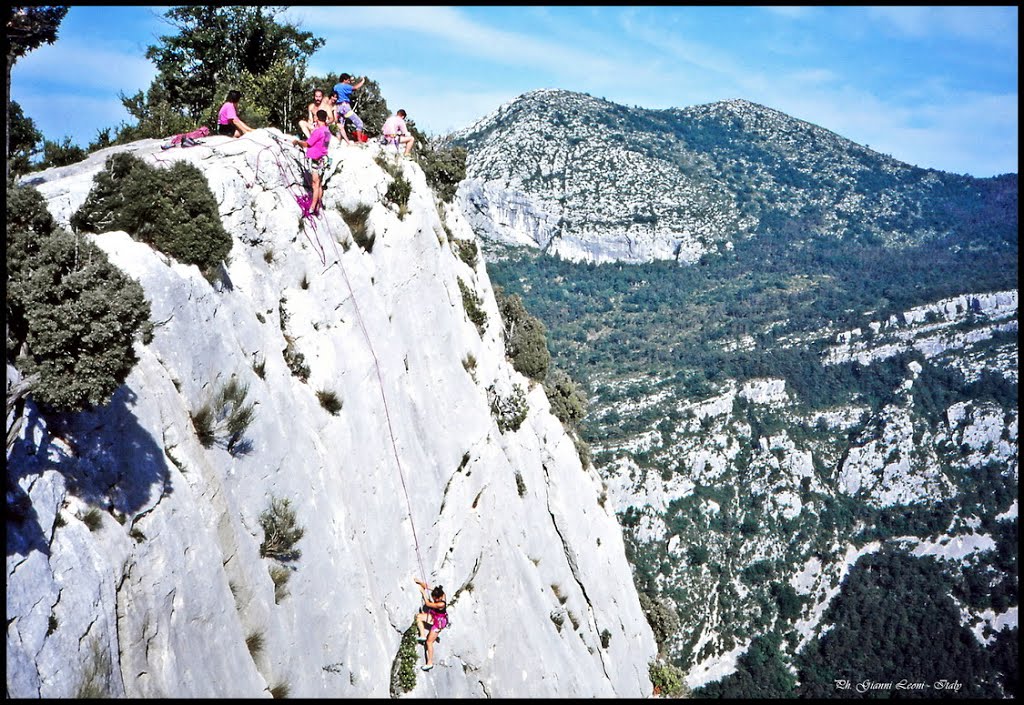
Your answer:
(6, 131), (657, 698)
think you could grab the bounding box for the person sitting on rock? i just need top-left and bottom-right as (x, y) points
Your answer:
(217, 90), (254, 138)
(381, 109), (416, 157)
(414, 578), (448, 672)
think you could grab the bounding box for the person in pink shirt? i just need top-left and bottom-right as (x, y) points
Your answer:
(381, 109), (416, 156)
(217, 90), (254, 138)
(292, 109), (332, 215)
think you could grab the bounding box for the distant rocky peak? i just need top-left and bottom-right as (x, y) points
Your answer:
(452, 90), (1008, 264)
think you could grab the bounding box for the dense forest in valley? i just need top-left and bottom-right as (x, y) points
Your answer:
(487, 199), (1017, 411)
(697, 547), (1018, 699)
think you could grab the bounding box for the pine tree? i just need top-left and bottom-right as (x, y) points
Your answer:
(5, 6), (68, 179)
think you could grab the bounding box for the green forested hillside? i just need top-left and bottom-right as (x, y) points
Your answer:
(487, 213), (1016, 395)
(479, 94), (1018, 697)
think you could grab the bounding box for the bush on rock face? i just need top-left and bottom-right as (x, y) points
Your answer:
(259, 496), (305, 561)
(639, 592), (681, 656)
(417, 144), (466, 204)
(459, 278), (488, 335)
(543, 367), (587, 427)
(191, 377), (257, 454)
(487, 383), (528, 433)
(71, 152), (231, 276)
(7, 184), (152, 413)
(649, 660), (690, 697)
(496, 289), (551, 382)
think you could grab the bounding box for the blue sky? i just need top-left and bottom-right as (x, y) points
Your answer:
(10, 5), (1018, 177)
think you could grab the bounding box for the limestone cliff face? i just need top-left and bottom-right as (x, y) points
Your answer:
(451, 89), (745, 264)
(6, 132), (657, 698)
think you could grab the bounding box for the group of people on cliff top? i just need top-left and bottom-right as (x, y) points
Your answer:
(216, 74), (416, 217)
(216, 73), (415, 156)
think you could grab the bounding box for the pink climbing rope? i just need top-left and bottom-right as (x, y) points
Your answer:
(256, 133), (430, 581)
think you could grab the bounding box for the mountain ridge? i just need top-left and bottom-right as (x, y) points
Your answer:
(450, 88), (1015, 265)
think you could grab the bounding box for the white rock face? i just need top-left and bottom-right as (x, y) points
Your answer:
(6, 131), (657, 698)
(451, 89), (750, 265)
(823, 290), (1018, 370)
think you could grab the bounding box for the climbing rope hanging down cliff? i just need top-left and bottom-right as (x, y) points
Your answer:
(255, 131), (430, 583)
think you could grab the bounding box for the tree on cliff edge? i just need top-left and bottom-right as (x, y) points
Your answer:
(118, 5), (324, 138)
(5, 6), (68, 181)
(6, 184), (151, 454)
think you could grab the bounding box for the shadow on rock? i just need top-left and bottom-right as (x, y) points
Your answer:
(6, 383), (172, 557)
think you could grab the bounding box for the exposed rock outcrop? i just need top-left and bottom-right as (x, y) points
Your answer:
(6, 131), (657, 698)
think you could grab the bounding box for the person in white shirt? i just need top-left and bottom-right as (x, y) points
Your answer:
(381, 109), (416, 156)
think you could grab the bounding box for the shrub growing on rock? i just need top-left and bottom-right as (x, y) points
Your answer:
(452, 238), (478, 268)
(496, 289), (551, 381)
(70, 152), (231, 277)
(375, 155), (412, 216)
(515, 471), (527, 497)
(6, 184), (152, 414)
(639, 592), (681, 656)
(385, 174), (412, 216)
(316, 389), (342, 415)
(649, 660), (690, 697)
(283, 338), (311, 382)
(459, 279), (487, 335)
(549, 609), (566, 632)
(259, 496), (305, 561)
(417, 144), (466, 204)
(487, 383), (528, 433)
(190, 377), (256, 454)
(246, 631), (264, 657)
(574, 434), (593, 470)
(80, 508), (104, 532)
(75, 638), (113, 698)
(543, 367), (588, 427)
(389, 621), (420, 696)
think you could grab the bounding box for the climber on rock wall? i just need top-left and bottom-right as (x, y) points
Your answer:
(414, 578), (448, 672)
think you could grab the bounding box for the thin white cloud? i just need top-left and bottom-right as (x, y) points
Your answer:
(293, 6), (620, 81)
(760, 7), (817, 20)
(618, 9), (759, 90)
(865, 6), (1018, 46)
